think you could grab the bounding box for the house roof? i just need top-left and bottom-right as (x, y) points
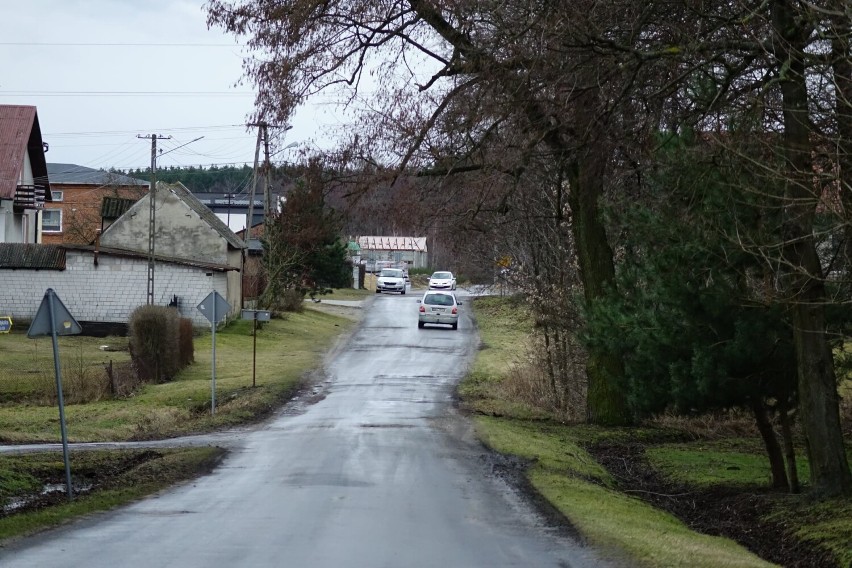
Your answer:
(0, 243), (65, 269)
(101, 196), (138, 220)
(0, 243), (237, 272)
(0, 105), (50, 200)
(163, 182), (247, 249)
(66, 244), (238, 271)
(358, 236), (427, 252)
(47, 163), (149, 187)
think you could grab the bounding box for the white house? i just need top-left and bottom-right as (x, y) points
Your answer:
(0, 105), (51, 244)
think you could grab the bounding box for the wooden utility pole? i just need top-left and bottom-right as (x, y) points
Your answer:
(137, 133), (171, 305)
(263, 126), (273, 220)
(243, 125), (265, 309)
(246, 123), (265, 240)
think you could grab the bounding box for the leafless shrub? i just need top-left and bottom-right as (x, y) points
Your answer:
(104, 360), (141, 398)
(648, 409), (762, 441)
(499, 337), (587, 422)
(131, 407), (190, 440)
(32, 348), (112, 405)
(274, 289), (304, 313)
(61, 353), (111, 404)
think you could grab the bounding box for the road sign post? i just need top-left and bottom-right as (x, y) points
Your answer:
(241, 309), (271, 388)
(27, 289), (82, 501)
(197, 291), (231, 415)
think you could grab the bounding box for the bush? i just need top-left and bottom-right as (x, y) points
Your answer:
(277, 289), (305, 313)
(178, 318), (195, 368)
(128, 305), (180, 384)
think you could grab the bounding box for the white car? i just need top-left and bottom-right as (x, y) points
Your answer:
(376, 268), (407, 294)
(428, 271), (456, 290)
(418, 291), (462, 329)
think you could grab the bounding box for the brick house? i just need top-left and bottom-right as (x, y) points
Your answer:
(0, 181), (246, 329)
(236, 221), (265, 302)
(0, 105), (51, 244)
(42, 163), (149, 245)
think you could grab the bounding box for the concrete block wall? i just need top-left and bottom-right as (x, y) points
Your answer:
(0, 250), (233, 328)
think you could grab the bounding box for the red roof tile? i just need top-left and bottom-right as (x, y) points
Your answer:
(0, 105), (48, 199)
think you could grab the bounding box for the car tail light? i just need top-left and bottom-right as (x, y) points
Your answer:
(452, 307), (457, 315)
(419, 306), (426, 313)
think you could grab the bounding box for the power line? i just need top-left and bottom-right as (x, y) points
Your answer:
(46, 125), (248, 137)
(1, 91), (251, 97)
(0, 42), (245, 47)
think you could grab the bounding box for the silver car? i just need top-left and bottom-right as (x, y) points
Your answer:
(376, 268), (407, 294)
(417, 291), (462, 329)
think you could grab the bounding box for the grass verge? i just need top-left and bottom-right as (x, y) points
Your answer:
(0, 306), (353, 442)
(463, 294), (852, 567)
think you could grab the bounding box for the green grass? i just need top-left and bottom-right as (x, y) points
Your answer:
(457, 296), (537, 417)
(0, 332), (132, 403)
(0, 307), (353, 442)
(0, 447), (225, 541)
(318, 288), (373, 301)
(474, 417), (775, 567)
(765, 497), (852, 567)
(532, 471), (775, 568)
(646, 442), (812, 488)
(463, 295), (786, 567)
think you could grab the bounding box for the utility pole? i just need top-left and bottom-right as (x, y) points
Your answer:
(137, 133), (171, 305)
(263, 126), (273, 220)
(245, 122), (293, 308)
(246, 123), (265, 241)
(244, 124), (265, 309)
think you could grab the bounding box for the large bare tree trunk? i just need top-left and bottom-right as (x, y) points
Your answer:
(773, 0), (852, 497)
(567, 148), (629, 426)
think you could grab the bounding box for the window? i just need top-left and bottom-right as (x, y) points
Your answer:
(42, 209), (62, 232)
(51, 190), (64, 202)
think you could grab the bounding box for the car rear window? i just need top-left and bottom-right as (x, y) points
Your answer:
(424, 294), (455, 306)
(380, 269), (403, 277)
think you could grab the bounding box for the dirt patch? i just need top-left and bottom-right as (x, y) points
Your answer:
(588, 442), (839, 568)
(1, 448), (225, 522)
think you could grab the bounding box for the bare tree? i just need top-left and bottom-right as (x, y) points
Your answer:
(207, 0), (852, 492)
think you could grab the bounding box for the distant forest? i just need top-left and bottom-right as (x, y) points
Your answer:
(116, 164), (298, 195)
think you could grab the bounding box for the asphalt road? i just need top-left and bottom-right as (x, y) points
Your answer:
(0, 291), (615, 568)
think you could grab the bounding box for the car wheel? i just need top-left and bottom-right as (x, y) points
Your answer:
(401, 289), (406, 295)
(451, 322), (458, 330)
(375, 289), (381, 294)
(418, 321), (425, 329)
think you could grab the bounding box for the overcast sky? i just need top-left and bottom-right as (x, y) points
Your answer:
(1, 0), (338, 172)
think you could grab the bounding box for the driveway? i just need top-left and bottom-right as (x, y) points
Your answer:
(0, 291), (616, 567)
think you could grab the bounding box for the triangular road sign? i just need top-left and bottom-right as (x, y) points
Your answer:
(27, 288), (83, 337)
(197, 291), (231, 324)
